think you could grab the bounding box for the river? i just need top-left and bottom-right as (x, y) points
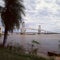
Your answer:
(0, 33), (60, 54)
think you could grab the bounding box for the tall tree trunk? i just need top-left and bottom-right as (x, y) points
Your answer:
(3, 27), (8, 46)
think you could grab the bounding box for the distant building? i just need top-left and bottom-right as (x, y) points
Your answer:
(38, 25), (41, 34)
(20, 22), (26, 34)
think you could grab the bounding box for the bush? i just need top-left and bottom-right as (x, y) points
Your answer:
(0, 47), (55, 60)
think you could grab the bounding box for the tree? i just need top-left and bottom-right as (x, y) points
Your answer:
(1, 0), (25, 46)
(0, 6), (3, 13)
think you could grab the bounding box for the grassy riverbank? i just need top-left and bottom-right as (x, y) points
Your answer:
(0, 46), (54, 60)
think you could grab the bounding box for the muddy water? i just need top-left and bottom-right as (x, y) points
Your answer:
(0, 33), (60, 54)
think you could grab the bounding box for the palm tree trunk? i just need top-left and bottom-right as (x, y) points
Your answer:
(3, 27), (8, 46)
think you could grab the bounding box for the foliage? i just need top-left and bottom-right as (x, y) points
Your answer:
(1, 0), (25, 31)
(27, 40), (40, 55)
(0, 0), (25, 46)
(0, 6), (3, 13)
(32, 40), (40, 45)
(7, 42), (25, 54)
(0, 47), (54, 60)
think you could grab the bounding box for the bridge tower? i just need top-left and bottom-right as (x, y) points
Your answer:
(0, 26), (2, 35)
(21, 22), (26, 34)
(38, 25), (41, 34)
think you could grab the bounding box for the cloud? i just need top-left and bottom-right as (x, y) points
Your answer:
(1, 0), (60, 32)
(37, 8), (52, 17)
(45, 0), (53, 3)
(56, 0), (60, 6)
(0, 0), (5, 7)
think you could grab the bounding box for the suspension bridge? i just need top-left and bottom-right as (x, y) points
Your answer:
(20, 22), (47, 34)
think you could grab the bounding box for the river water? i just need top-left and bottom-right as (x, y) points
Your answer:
(0, 33), (60, 54)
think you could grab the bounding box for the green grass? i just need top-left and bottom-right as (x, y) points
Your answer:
(0, 47), (54, 60)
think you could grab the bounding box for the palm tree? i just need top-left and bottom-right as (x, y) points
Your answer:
(0, 6), (3, 13)
(1, 0), (25, 46)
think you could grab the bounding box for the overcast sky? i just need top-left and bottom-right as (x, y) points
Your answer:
(23, 0), (60, 33)
(0, 0), (60, 32)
